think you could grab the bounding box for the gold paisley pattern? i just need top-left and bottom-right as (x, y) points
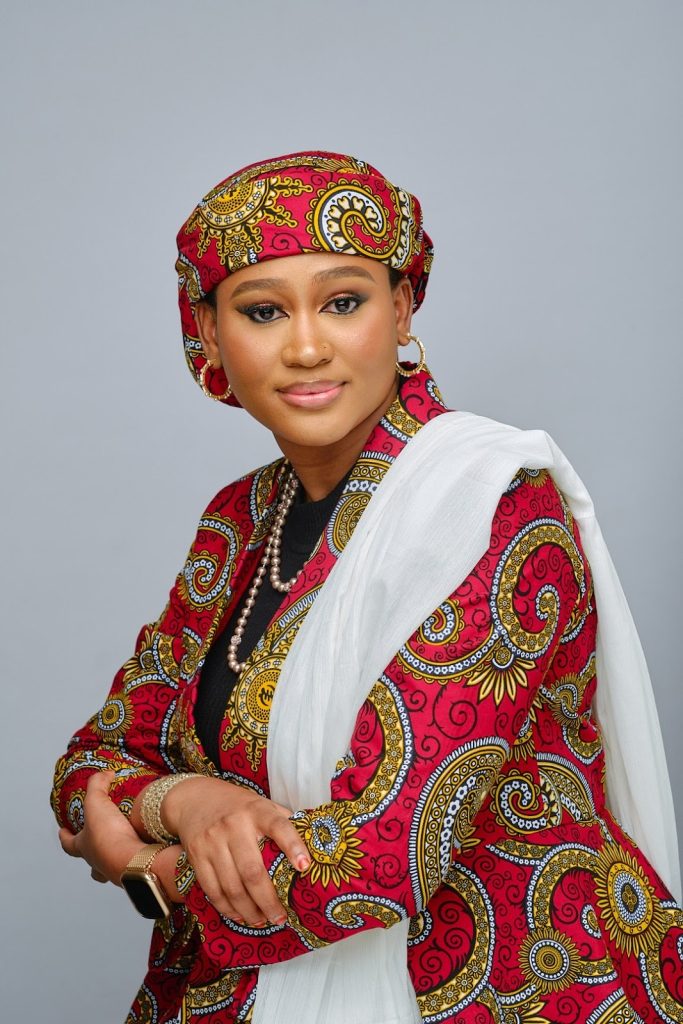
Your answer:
(537, 757), (597, 823)
(542, 658), (603, 763)
(183, 971), (244, 1013)
(270, 853), (328, 950)
(247, 461), (282, 549)
(329, 897), (404, 929)
(347, 679), (411, 823)
(325, 453), (394, 556)
(637, 906), (683, 1022)
(490, 770), (562, 836)
(585, 992), (642, 1024)
(529, 845), (598, 928)
(309, 179), (413, 267)
(178, 515), (242, 611)
(409, 739), (509, 909)
(492, 520), (585, 658)
(415, 865), (493, 1022)
(121, 626), (181, 690)
(594, 843), (669, 958)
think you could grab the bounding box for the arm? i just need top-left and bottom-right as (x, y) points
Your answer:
(179, 470), (591, 968)
(50, 473), (257, 829)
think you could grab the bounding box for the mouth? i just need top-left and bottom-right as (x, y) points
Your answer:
(277, 380), (345, 409)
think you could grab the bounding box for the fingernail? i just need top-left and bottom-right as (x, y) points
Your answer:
(297, 855), (310, 871)
(252, 919), (267, 928)
(272, 913), (287, 926)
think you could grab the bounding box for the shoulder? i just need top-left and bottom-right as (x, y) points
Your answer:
(199, 455), (285, 522)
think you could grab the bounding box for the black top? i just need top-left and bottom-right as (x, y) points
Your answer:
(194, 474), (349, 768)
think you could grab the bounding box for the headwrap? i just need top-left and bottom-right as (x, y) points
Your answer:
(175, 151), (434, 406)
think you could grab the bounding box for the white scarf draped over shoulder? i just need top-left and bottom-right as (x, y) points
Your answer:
(252, 410), (680, 1024)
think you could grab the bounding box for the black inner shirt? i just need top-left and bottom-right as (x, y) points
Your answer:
(194, 474), (349, 768)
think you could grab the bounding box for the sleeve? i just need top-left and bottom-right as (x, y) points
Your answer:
(180, 470), (594, 969)
(50, 569), (193, 830)
(49, 462), (259, 831)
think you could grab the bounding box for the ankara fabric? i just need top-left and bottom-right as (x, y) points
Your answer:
(175, 150), (433, 405)
(52, 372), (683, 1023)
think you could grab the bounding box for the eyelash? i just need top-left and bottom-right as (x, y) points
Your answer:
(239, 293), (366, 324)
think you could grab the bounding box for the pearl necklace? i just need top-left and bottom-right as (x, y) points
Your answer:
(227, 468), (301, 675)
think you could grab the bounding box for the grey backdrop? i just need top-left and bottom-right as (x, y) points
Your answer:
(2, 2), (681, 1020)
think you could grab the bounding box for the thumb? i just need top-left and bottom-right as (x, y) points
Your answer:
(59, 826), (80, 857)
(85, 770), (116, 798)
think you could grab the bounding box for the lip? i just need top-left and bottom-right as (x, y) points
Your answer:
(277, 380), (345, 409)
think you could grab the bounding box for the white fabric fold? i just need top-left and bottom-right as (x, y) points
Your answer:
(253, 411), (680, 1024)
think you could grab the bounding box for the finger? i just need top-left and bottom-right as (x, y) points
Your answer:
(85, 770), (116, 799)
(231, 838), (287, 926)
(59, 827), (81, 857)
(189, 845), (261, 925)
(266, 816), (311, 873)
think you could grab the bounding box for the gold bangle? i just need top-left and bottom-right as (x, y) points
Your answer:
(140, 773), (197, 843)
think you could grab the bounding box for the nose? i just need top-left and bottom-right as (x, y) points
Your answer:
(281, 313), (331, 368)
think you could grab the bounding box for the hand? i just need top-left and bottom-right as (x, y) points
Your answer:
(59, 771), (145, 885)
(159, 776), (311, 927)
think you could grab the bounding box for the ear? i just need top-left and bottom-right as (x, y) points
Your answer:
(393, 278), (414, 347)
(194, 301), (222, 366)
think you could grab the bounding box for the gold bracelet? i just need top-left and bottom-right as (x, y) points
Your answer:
(140, 773), (197, 843)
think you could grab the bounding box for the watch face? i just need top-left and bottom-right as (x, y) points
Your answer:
(121, 875), (169, 919)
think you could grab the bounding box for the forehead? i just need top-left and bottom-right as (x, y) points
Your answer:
(216, 252), (388, 298)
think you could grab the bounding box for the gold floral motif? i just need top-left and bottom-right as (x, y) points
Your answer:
(186, 176), (313, 271)
(518, 926), (580, 993)
(594, 843), (668, 957)
(465, 640), (534, 705)
(91, 692), (133, 742)
(293, 803), (364, 887)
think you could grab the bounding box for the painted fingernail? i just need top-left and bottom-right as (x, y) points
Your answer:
(297, 855), (311, 871)
(252, 919), (267, 928)
(272, 913), (287, 926)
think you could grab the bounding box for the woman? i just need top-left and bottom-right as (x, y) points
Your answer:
(52, 152), (683, 1024)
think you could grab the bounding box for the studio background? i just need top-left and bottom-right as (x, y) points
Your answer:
(2, 2), (681, 1021)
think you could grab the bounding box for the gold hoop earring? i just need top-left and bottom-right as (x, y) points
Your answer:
(199, 360), (232, 402)
(396, 334), (427, 377)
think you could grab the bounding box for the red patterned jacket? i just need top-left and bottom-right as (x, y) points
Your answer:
(52, 371), (683, 1023)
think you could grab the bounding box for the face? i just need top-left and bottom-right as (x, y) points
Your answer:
(195, 253), (413, 459)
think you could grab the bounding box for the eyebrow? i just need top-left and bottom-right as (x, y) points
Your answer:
(229, 265), (375, 298)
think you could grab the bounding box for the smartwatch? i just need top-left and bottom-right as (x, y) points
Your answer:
(120, 844), (173, 919)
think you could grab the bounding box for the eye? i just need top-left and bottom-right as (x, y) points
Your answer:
(323, 294), (365, 315)
(241, 303), (284, 324)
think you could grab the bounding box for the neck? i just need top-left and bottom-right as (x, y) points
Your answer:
(275, 379), (399, 501)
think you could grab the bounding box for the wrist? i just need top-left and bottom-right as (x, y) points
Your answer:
(151, 844), (185, 904)
(161, 775), (208, 837)
(108, 838), (149, 887)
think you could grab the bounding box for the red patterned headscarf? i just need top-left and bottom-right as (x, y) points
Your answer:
(175, 151), (434, 405)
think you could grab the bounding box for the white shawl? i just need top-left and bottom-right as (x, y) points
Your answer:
(253, 411), (680, 1024)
